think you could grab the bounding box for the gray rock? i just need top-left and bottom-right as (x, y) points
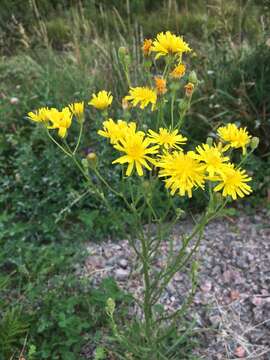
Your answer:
(115, 268), (130, 281)
(118, 258), (128, 269)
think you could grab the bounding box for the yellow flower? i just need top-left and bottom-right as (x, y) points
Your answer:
(27, 107), (50, 122)
(190, 143), (229, 177)
(170, 63), (186, 79)
(112, 132), (159, 176)
(184, 82), (194, 97)
(148, 128), (187, 150)
(157, 151), (206, 197)
(69, 102), (84, 122)
(125, 87), (157, 111)
(142, 39), (152, 56)
(98, 119), (139, 144)
(150, 31), (191, 59)
(89, 90), (113, 110)
(217, 123), (251, 154)
(48, 107), (73, 138)
(213, 163), (252, 200)
(154, 77), (167, 95)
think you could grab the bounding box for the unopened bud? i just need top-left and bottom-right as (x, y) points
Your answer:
(87, 152), (97, 168)
(106, 297), (115, 316)
(184, 82), (194, 97)
(251, 137), (259, 150)
(188, 71), (198, 85)
(81, 158), (89, 171)
(118, 46), (128, 58)
(206, 137), (213, 146)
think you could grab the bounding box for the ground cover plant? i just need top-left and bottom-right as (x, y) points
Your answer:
(26, 30), (258, 359)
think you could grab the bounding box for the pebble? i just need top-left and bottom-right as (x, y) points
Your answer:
(114, 268), (130, 281)
(118, 258), (128, 269)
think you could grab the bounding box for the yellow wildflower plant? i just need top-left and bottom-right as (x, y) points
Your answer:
(147, 128), (187, 150)
(69, 102), (84, 122)
(98, 119), (139, 145)
(150, 31), (191, 59)
(157, 151), (206, 198)
(190, 143), (229, 177)
(154, 77), (167, 95)
(142, 39), (152, 56)
(170, 63), (186, 79)
(27, 107), (50, 123)
(89, 90), (113, 110)
(184, 82), (194, 97)
(125, 87), (157, 111)
(213, 163), (252, 200)
(48, 107), (73, 138)
(27, 31), (258, 358)
(217, 123), (251, 154)
(112, 132), (159, 176)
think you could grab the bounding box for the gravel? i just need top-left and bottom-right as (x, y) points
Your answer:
(80, 208), (270, 359)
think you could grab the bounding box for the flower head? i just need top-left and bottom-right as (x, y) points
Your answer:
(113, 132), (159, 176)
(142, 39), (152, 56)
(184, 82), (194, 97)
(125, 87), (157, 111)
(69, 102), (84, 122)
(213, 163), (252, 200)
(190, 143), (229, 177)
(148, 128), (187, 150)
(27, 107), (50, 123)
(89, 90), (113, 110)
(48, 107), (73, 138)
(154, 77), (167, 95)
(98, 119), (139, 144)
(157, 151), (206, 197)
(170, 63), (186, 79)
(150, 31), (191, 59)
(217, 123), (251, 154)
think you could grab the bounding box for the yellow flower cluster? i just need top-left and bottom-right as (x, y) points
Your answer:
(27, 30), (254, 203)
(98, 120), (253, 200)
(28, 106), (75, 138)
(125, 31), (192, 112)
(27, 90), (113, 138)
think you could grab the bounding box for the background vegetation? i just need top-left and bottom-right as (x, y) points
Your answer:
(1, 0), (269, 358)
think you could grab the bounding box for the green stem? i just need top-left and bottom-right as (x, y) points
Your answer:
(170, 91), (176, 129)
(45, 128), (72, 157)
(73, 122), (83, 155)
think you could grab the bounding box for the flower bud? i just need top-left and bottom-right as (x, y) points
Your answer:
(206, 137), (213, 146)
(184, 82), (194, 97)
(188, 71), (198, 85)
(106, 297), (115, 316)
(87, 152), (97, 168)
(81, 158), (89, 171)
(250, 137), (259, 150)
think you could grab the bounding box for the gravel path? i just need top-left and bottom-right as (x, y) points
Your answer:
(81, 209), (270, 359)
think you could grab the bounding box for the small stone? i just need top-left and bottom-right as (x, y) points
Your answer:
(230, 290), (240, 301)
(107, 256), (119, 266)
(115, 268), (129, 281)
(10, 97), (19, 104)
(251, 296), (263, 306)
(200, 281), (212, 293)
(209, 315), (221, 328)
(118, 258), (128, 269)
(234, 346), (246, 358)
